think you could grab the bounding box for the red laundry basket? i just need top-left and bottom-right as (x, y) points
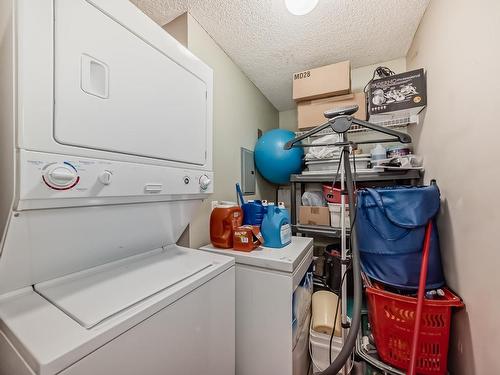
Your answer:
(366, 284), (463, 374)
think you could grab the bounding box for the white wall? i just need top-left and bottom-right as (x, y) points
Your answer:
(0, 0), (15, 240)
(164, 14), (279, 248)
(278, 58), (406, 132)
(407, 1), (500, 373)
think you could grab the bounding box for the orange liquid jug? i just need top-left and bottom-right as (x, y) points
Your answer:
(210, 204), (243, 248)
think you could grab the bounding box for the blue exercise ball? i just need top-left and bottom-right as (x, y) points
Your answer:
(254, 129), (303, 185)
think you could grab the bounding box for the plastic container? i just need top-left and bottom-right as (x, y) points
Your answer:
(278, 201), (290, 222)
(322, 184), (342, 204)
(328, 203), (350, 228)
(241, 200), (265, 226)
(232, 225), (263, 252)
(301, 191), (325, 206)
(261, 203), (291, 248)
(209, 204), (243, 248)
(311, 291), (341, 337)
(366, 284), (463, 374)
(306, 157), (370, 173)
(309, 326), (343, 373)
(293, 272), (314, 347)
(370, 144), (386, 165)
(386, 145), (411, 158)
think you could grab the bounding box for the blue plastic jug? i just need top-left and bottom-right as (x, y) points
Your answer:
(261, 203), (292, 248)
(242, 200), (265, 226)
(278, 202), (290, 222)
(236, 183), (265, 226)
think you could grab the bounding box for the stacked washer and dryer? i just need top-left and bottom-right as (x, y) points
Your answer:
(0, 1), (235, 374)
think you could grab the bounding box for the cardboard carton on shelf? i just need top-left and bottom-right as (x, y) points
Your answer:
(368, 68), (426, 122)
(297, 92), (367, 130)
(299, 206), (330, 226)
(293, 61), (351, 102)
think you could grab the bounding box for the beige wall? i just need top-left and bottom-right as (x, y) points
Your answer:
(162, 13), (188, 47)
(278, 57), (407, 132)
(351, 57), (406, 93)
(407, 1), (500, 373)
(278, 108), (298, 132)
(164, 14), (279, 248)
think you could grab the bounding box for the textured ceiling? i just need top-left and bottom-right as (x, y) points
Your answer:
(131, 0), (430, 110)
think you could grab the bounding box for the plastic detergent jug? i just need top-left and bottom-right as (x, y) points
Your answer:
(233, 225), (264, 252)
(261, 203), (292, 248)
(236, 183), (265, 226)
(278, 202), (290, 222)
(210, 204), (243, 248)
(242, 200), (265, 226)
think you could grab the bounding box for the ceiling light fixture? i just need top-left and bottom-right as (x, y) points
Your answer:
(284, 0), (319, 16)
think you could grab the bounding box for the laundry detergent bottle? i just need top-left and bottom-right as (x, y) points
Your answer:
(242, 200), (265, 226)
(210, 204), (243, 248)
(261, 203), (292, 248)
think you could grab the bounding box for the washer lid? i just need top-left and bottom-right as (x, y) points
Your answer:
(200, 236), (313, 273)
(34, 247), (212, 329)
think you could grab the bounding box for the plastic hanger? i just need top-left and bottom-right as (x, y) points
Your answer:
(284, 104), (412, 150)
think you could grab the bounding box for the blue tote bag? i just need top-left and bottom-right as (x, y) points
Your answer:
(355, 185), (445, 290)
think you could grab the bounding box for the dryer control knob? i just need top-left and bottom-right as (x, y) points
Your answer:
(43, 164), (79, 190)
(199, 175), (211, 190)
(99, 170), (113, 185)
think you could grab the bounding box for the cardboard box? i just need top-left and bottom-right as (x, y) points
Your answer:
(293, 61), (351, 102)
(368, 68), (427, 122)
(297, 92), (367, 130)
(299, 206), (330, 226)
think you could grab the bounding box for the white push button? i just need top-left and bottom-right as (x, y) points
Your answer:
(144, 184), (163, 193)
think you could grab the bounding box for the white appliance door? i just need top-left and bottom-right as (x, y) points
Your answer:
(53, 0), (208, 165)
(34, 247), (213, 329)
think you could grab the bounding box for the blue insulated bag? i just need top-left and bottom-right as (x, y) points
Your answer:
(356, 185), (445, 290)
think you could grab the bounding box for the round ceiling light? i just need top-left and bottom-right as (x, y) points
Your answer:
(284, 0), (319, 15)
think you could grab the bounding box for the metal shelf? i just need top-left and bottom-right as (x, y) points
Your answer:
(293, 224), (349, 238)
(290, 169), (422, 183)
(294, 115), (419, 137)
(356, 313), (405, 375)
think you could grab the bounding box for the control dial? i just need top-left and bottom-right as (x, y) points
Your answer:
(43, 163), (79, 190)
(199, 175), (211, 190)
(99, 170), (113, 185)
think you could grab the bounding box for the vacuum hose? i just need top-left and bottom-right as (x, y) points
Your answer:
(319, 145), (362, 375)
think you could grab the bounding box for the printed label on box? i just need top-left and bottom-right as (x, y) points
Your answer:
(368, 68), (426, 116)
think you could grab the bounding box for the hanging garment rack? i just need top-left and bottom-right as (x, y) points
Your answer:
(284, 104), (412, 375)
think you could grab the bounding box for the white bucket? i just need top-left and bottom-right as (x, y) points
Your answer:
(311, 291), (342, 336)
(309, 326), (343, 373)
(327, 203), (350, 228)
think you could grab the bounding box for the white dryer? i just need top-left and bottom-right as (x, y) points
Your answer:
(0, 1), (234, 374)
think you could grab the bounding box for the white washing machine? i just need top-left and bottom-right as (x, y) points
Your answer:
(0, 1), (234, 374)
(201, 237), (314, 375)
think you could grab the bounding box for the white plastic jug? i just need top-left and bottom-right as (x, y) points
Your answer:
(370, 143), (387, 165)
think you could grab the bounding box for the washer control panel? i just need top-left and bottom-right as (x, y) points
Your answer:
(19, 150), (213, 208)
